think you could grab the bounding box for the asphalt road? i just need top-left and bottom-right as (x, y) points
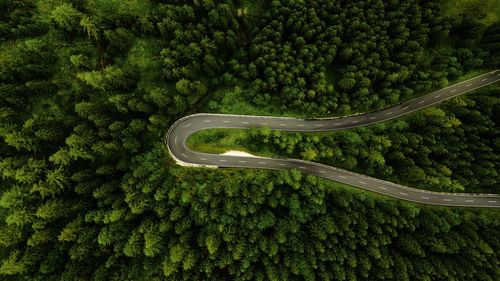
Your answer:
(165, 70), (500, 208)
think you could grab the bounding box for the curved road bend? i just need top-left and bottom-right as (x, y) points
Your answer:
(166, 70), (500, 208)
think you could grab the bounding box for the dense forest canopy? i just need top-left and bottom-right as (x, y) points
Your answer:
(230, 0), (496, 115)
(0, 0), (499, 280)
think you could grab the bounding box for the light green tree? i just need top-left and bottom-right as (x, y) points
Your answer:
(50, 4), (81, 31)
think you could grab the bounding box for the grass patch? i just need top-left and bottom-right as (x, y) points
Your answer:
(452, 68), (491, 83)
(440, 0), (500, 26)
(206, 86), (307, 117)
(186, 128), (274, 157)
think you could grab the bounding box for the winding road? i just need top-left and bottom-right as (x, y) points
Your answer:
(165, 70), (500, 208)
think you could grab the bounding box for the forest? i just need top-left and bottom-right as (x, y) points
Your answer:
(0, 0), (499, 280)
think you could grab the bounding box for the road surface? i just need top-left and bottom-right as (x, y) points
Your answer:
(165, 70), (500, 208)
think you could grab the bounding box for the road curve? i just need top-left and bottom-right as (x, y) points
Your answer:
(165, 70), (500, 208)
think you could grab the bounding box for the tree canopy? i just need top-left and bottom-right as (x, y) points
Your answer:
(0, 0), (499, 280)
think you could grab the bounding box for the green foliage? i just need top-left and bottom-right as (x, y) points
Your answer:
(79, 15), (99, 40)
(77, 66), (129, 91)
(205, 87), (499, 193)
(228, 0), (464, 115)
(0, 0), (499, 280)
(50, 3), (81, 31)
(482, 23), (500, 66)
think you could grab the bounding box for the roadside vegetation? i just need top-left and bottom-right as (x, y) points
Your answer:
(0, 0), (499, 280)
(190, 83), (500, 194)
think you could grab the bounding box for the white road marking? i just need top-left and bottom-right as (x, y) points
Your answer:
(451, 89), (457, 93)
(358, 181), (367, 185)
(418, 100), (425, 104)
(386, 112), (393, 115)
(174, 136), (177, 144)
(258, 162), (267, 165)
(466, 83), (473, 87)
(465, 199), (474, 203)
(181, 153), (188, 158)
(443, 199), (452, 202)
(238, 160), (247, 163)
(203, 120), (211, 123)
(299, 166), (306, 169)
(278, 163), (287, 166)
(378, 186), (387, 190)
(185, 123), (192, 128)
(279, 123), (286, 126)
(319, 170), (327, 174)
(421, 196), (430, 200)
(488, 200), (497, 203)
(334, 122), (342, 125)
(219, 159), (227, 162)
(352, 120), (359, 123)
(315, 124), (324, 127)
(400, 192), (408, 196)
(241, 121), (249, 124)
(223, 120), (230, 123)
(338, 175), (346, 179)
(435, 95), (441, 98)
(297, 124), (305, 127)
(481, 78), (488, 82)
(200, 158), (207, 161)
(402, 106), (410, 110)
(369, 117), (376, 120)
